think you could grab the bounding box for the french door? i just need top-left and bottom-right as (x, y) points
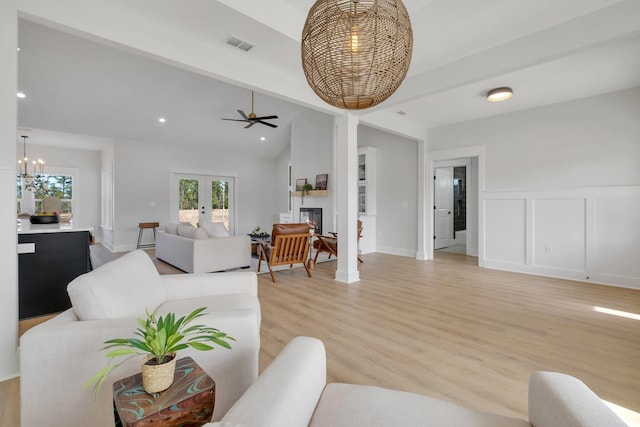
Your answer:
(172, 173), (235, 234)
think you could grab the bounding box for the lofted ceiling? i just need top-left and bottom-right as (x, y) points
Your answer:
(16, 0), (640, 156)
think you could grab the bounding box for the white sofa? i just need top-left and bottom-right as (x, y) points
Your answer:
(156, 223), (251, 273)
(20, 250), (261, 427)
(209, 337), (628, 427)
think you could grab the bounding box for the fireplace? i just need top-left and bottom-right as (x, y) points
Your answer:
(299, 208), (322, 235)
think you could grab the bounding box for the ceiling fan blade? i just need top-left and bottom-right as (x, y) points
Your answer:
(244, 122), (256, 129)
(252, 115), (278, 120)
(237, 110), (249, 120)
(257, 120), (278, 128)
(222, 118), (249, 122)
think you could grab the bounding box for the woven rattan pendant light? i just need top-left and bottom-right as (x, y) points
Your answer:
(302, 0), (413, 110)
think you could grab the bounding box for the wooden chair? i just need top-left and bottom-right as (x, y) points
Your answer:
(313, 220), (364, 264)
(257, 223), (312, 283)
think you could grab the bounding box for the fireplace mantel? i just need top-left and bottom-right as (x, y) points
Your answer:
(291, 190), (328, 197)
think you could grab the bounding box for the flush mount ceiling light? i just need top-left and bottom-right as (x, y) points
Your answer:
(486, 87), (513, 102)
(158, 117), (166, 123)
(17, 92), (26, 98)
(302, 0), (413, 110)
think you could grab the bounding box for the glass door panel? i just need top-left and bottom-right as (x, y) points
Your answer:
(174, 174), (235, 233)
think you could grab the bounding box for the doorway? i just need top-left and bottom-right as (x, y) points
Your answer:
(171, 173), (235, 233)
(430, 153), (480, 260)
(434, 165), (468, 253)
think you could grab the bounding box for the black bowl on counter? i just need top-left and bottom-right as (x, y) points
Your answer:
(30, 214), (59, 224)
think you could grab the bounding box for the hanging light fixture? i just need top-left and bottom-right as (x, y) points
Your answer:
(17, 135), (45, 177)
(302, 0), (413, 110)
(17, 135), (48, 195)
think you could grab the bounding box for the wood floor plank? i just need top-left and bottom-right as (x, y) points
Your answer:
(2, 249), (639, 426)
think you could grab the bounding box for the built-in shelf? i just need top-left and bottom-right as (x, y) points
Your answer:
(291, 190), (328, 197)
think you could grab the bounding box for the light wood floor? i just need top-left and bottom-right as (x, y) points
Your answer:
(3, 249), (639, 426)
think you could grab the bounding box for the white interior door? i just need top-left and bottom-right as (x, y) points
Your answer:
(172, 173), (235, 233)
(434, 167), (454, 249)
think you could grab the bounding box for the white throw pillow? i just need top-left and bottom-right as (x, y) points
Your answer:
(67, 250), (166, 320)
(164, 222), (178, 235)
(201, 221), (230, 238)
(193, 227), (208, 239)
(177, 223), (198, 238)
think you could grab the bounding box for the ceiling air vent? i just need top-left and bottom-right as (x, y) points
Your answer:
(226, 36), (254, 52)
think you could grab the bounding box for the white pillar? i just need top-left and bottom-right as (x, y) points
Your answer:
(334, 113), (360, 283)
(0, 0), (20, 380)
(416, 138), (428, 260)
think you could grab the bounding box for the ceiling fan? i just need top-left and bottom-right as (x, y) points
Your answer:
(222, 90), (278, 128)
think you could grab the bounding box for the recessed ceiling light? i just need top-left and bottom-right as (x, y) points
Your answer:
(260, 137), (266, 141)
(17, 47), (20, 52)
(158, 117), (166, 123)
(486, 87), (513, 102)
(17, 92), (26, 98)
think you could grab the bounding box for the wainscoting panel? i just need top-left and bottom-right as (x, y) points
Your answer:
(481, 187), (640, 289)
(532, 198), (586, 272)
(484, 198), (526, 265)
(590, 195), (640, 286)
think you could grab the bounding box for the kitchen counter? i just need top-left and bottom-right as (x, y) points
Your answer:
(17, 222), (93, 319)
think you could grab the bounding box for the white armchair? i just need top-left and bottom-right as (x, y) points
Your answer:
(20, 250), (261, 427)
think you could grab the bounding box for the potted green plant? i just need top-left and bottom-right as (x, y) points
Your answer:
(86, 307), (234, 396)
(301, 183), (313, 205)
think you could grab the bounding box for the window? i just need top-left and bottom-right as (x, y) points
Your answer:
(17, 171), (75, 221)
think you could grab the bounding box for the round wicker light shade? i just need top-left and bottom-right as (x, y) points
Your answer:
(302, 0), (413, 110)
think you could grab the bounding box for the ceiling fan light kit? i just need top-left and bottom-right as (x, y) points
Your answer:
(486, 87), (514, 102)
(221, 91), (279, 128)
(302, 0), (413, 110)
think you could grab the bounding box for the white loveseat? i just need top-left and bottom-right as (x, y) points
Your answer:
(20, 250), (261, 427)
(156, 222), (251, 273)
(209, 337), (628, 427)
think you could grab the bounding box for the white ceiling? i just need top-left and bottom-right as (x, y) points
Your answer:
(16, 0), (640, 156)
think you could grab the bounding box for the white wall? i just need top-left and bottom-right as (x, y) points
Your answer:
(358, 125), (419, 257)
(291, 109), (334, 233)
(111, 138), (278, 251)
(428, 87), (640, 288)
(0, 0), (19, 380)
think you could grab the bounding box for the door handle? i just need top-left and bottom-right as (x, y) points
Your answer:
(448, 211), (451, 215)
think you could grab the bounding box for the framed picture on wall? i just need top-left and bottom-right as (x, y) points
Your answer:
(315, 174), (328, 190)
(295, 178), (307, 191)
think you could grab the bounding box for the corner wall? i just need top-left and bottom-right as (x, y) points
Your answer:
(428, 87), (640, 289)
(0, 0), (18, 380)
(358, 125), (419, 257)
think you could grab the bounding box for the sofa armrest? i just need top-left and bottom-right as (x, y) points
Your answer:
(209, 336), (327, 427)
(161, 271), (257, 300)
(528, 371), (628, 427)
(156, 230), (195, 272)
(20, 310), (151, 427)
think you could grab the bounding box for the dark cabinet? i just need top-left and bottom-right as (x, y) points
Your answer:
(18, 231), (91, 319)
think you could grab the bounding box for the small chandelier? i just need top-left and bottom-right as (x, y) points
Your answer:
(18, 135), (45, 177)
(18, 135), (48, 194)
(302, 0), (413, 110)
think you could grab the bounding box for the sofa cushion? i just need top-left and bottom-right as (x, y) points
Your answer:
(202, 221), (230, 238)
(178, 223), (198, 238)
(165, 222), (178, 234)
(309, 383), (529, 427)
(67, 250), (166, 320)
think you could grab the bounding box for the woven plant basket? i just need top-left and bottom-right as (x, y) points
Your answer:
(141, 353), (177, 393)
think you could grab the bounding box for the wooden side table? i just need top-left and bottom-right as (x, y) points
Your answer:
(113, 357), (215, 427)
(136, 221), (160, 249)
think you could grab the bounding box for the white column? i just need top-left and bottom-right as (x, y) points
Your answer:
(334, 113), (360, 283)
(416, 138), (428, 260)
(0, 0), (19, 380)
